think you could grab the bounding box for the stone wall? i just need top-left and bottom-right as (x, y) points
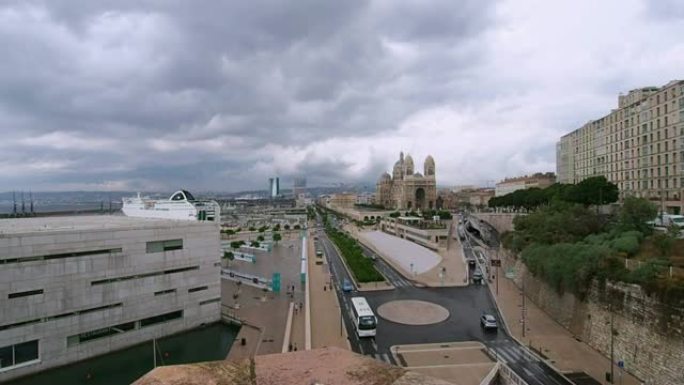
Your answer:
(472, 213), (521, 234)
(506, 255), (684, 385)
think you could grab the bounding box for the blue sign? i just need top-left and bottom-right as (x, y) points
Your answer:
(272, 272), (281, 293)
(617, 360), (624, 369)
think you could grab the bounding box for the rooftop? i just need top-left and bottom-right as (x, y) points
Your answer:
(0, 215), (210, 236)
(133, 347), (456, 385)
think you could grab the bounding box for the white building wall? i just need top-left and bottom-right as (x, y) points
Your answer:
(0, 217), (221, 382)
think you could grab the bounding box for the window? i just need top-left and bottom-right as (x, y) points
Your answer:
(188, 286), (208, 293)
(0, 248), (122, 265)
(91, 265), (198, 285)
(68, 321), (135, 346)
(8, 289), (44, 299)
(0, 303), (122, 332)
(154, 289), (176, 296)
(146, 239), (183, 253)
(0, 340), (39, 369)
(200, 298), (220, 306)
(140, 310), (183, 328)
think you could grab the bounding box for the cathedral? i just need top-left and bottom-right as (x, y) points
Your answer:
(376, 152), (437, 210)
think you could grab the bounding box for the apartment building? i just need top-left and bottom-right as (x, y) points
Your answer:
(557, 80), (684, 214)
(0, 216), (221, 381)
(494, 173), (556, 197)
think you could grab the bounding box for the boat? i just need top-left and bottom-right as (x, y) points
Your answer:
(122, 190), (220, 221)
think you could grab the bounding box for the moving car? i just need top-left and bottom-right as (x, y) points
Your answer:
(342, 278), (354, 292)
(467, 258), (476, 267)
(472, 269), (483, 282)
(480, 314), (498, 330)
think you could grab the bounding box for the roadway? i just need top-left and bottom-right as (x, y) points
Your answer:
(313, 214), (574, 385)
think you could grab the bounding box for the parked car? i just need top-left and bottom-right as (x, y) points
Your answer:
(480, 314), (498, 330)
(342, 278), (354, 292)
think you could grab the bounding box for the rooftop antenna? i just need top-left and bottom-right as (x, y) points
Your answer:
(21, 191), (25, 215)
(29, 191), (34, 215)
(12, 191), (17, 216)
(108, 192), (112, 214)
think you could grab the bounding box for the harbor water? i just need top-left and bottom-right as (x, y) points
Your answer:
(7, 322), (239, 385)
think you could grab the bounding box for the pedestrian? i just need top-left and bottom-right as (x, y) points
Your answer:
(324, 285), (326, 291)
(288, 343), (293, 352)
(293, 343), (297, 351)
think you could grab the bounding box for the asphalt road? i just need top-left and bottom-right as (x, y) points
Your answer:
(314, 215), (573, 385)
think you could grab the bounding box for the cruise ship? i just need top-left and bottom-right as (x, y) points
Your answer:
(122, 190), (220, 221)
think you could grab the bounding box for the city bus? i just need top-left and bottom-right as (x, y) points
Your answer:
(350, 297), (377, 337)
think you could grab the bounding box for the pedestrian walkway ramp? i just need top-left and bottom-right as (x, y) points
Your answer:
(390, 342), (495, 385)
(362, 231), (442, 274)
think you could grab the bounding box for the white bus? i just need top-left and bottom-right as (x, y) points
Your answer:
(350, 297), (377, 337)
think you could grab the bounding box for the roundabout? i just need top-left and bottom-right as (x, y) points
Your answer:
(376, 300), (449, 325)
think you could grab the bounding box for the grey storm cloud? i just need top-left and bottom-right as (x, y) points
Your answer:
(1, 0), (683, 192)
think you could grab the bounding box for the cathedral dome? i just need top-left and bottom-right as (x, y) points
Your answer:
(413, 172), (423, 178)
(424, 155), (435, 176)
(378, 172), (391, 183)
(404, 154), (414, 175)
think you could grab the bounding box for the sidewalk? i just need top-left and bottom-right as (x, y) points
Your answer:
(489, 260), (642, 385)
(345, 224), (468, 287)
(308, 234), (351, 349)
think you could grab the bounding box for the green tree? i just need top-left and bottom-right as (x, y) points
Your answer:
(389, 211), (400, 218)
(257, 235), (265, 242)
(248, 226), (256, 231)
(273, 232), (282, 244)
(230, 240), (245, 250)
(223, 251), (235, 260)
(294, 224), (301, 230)
(284, 224), (290, 230)
(250, 241), (260, 248)
(258, 226), (267, 233)
(567, 176), (618, 206)
(619, 196), (657, 233)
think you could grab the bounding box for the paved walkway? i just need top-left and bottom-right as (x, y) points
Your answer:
(307, 233), (350, 349)
(391, 342), (495, 385)
(362, 231), (442, 274)
(347, 225), (468, 287)
(490, 255), (642, 385)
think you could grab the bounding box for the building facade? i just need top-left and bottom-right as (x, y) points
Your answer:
(292, 177), (307, 198)
(495, 173), (556, 197)
(376, 152), (437, 210)
(0, 216), (220, 381)
(556, 80), (684, 214)
(269, 177), (280, 198)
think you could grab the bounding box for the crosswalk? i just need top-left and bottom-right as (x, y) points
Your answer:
(390, 277), (411, 287)
(488, 340), (535, 364)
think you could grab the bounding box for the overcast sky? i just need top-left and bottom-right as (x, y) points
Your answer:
(1, 0), (683, 192)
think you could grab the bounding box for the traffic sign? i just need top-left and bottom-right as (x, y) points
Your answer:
(618, 360), (624, 368)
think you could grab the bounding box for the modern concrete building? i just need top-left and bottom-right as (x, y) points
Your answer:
(557, 80), (684, 213)
(292, 177), (306, 198)
(0, 216), (221, 382)
(269, 177), (280, 199)
(494, 173), (556, 197)
(379, 216), (451, 250)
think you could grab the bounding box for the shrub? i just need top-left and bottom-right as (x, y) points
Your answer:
(325, 227), (383, 283)
(611, 235), (640, 256)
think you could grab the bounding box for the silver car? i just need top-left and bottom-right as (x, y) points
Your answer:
(480, 314), (498, 330)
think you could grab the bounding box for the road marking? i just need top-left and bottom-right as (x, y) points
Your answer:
(371, 353), (391, 363)
(494, 347), (514, 363)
